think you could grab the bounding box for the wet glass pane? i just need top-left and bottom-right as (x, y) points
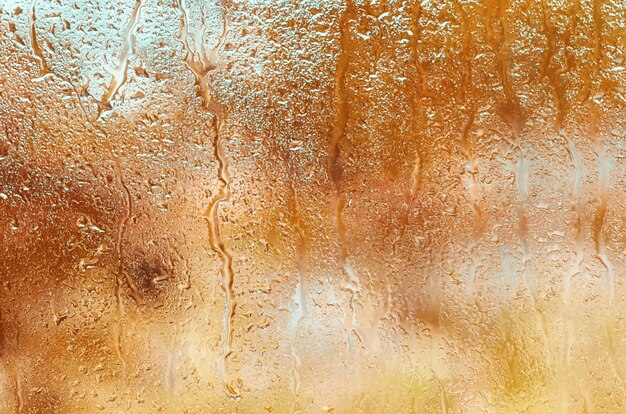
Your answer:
(0, 0), (625, 412)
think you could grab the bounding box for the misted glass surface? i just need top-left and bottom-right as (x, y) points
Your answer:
(0, 0), (624, 412)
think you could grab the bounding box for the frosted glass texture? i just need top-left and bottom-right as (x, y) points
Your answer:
(0, 0), (625, 412)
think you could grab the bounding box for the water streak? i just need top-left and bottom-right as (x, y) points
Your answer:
(591, 109), (614, 304)
(99, 0), (145, 112)
(457, 2), (482, 291)
(486, 1), (554, 369)
(288, 179), (308, 410)
(14, 370), (23, 413)
(540, 5), (583, 408)
(329, 1), (365, 358)
(113, 160), (132, 385)
(485, 0), (530, 295)
(28, 0), (51, 78)
(460, 113), (482, 291)
(175, 0), (237, 397)
(397, 2), (424, 245)
(590, 3), (622, 395)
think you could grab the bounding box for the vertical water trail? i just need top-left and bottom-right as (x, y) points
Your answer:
(485, 0), (553, 368)
(591, 100), (622, 393)
(589, 2), (623, 393)
(329, 0), (365, 359)
(175, 0), (228, 112)
(456, 1), (482, 292)
(28, 0), (51, 78)
(515, 148), (533, 296)
(561, 134), (584, 400)
(174, 0), (237, 397)
(459, 113), (482, 291)
(591, 110), (615, 307)
(540, 3), (582, 409)
(538, 1), (572, 134)
(99, 0), (145, 112)
(485, 0), (530, 296)
(435, 376), (449, 414)
(28, 0), (91, 112)
(398, 2), (424, 245)
(288, 179), (308, 411)
(563, 133), (585, 305)
(14, 370), (23, 413)
(113, 160), (132, 385)
(163, 349), (177, 396)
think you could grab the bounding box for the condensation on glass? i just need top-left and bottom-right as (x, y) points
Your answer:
(0, 0), (624, 412)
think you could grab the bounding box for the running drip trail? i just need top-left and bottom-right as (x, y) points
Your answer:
(539, 2), (583, 409)
(329, 0), (366, 362)
(455, 0), (483, 292)
(484, 0), (553, 367)
(99, 0), (146, 113)
(174, 0), (238, 397)
(287, 177), (308, 411)
(396, 1), (424, 251)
